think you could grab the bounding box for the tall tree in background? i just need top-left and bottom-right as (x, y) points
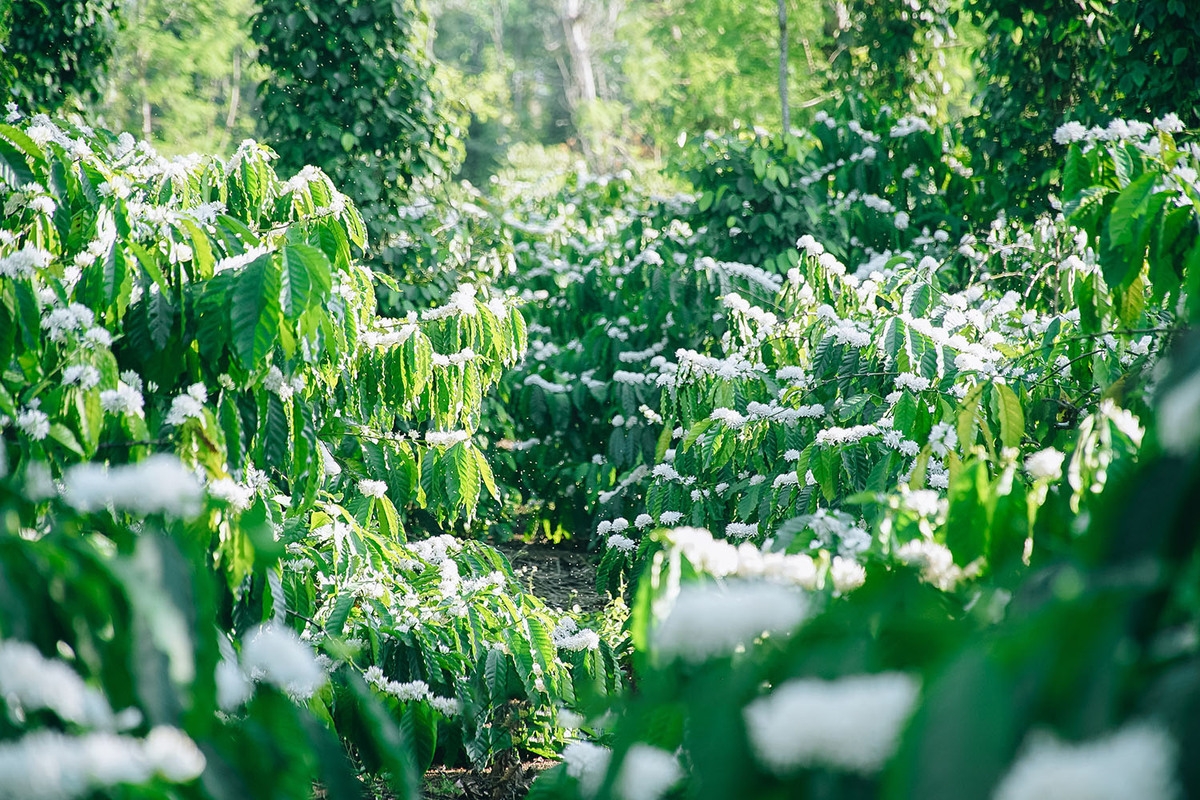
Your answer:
(95, 0), (259, 156)
(252, 0), (456, 268)
(0, 0), (121, 113)
(823, 0), (957, 114)
(967, 0), (1200, 211)
(779, 0), (789, 131)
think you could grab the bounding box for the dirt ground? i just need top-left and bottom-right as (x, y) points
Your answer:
(494, 541), (607, 613)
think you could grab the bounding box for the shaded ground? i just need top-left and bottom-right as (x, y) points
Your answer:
(421, 757), (558, 800)
(495, 541), (607, 613)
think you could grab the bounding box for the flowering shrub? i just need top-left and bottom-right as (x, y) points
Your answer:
(502, 111), (1200, 798)
(0, 114), (620, 795)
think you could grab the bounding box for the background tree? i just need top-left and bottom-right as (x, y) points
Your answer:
(95, 0), (259, 156)
(252, 0), (457, 269)
(0, 0), (121, 113)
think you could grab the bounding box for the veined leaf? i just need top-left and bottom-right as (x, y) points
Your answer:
(231, 253), (282, 369)
(990, 382), (1025, 449)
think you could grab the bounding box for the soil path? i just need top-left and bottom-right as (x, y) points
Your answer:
(494, 542), (607, 613)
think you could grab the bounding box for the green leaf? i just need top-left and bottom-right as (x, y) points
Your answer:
(0, 136), (34, 189)
(325, 590), (355, 636)
(990, 383), (1025, 449)
(902, 282), (933, 318)
(879, 316), (906, 366)
(1102, 172), (1157, 287)
(944, 458), (990, 567)
(230, 253), (282, 369)
(280, 245), (315, 321)
(445, 442), (480, 518)
(1062, 143), (1089, 200)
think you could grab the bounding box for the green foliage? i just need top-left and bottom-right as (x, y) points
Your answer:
(826, 0), (957, 112)
(0, 0), (121, 113)
(95, 0), (260, 156)
(0, 116), (621, 793)
(252, 0), (457, 264)
(967, 0), (1200, 211)
(676, 100), (982, 272)
(519, 112), (1200, 800)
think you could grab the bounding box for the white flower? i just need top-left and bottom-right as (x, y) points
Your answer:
(1024, 447), (1065, 482)
(62, 364), (101, 390)
(615, 745), (682, 800)
(16, 406), (49, 440)
(994, 723), (1178, 800)
(358, 479), (388, 498)
(425, 430), (470, 447)
(901, 489), (943, 518)
(607, 534), (637, 553)
(564, 741), (612, 799)
(815, 424), (879, 447)
(100, 383), (145, 417)
(710, 407), (748, 429)
(142, 726), (207, 782)
(0, 245), (52, 279)
(62, 454), (205, 518)
(897, 538), (964, 590)
(1154, 113), (1184, 134)
(894, 211), (910, 230)
(654, 581), (809, 663)
(216, 655), (253, 711)
(894, 372), (931, 393)
(551, 618), (601, 652)
(635, 513), (655, 529)
(0, 639), (119, 729)
(773, 471), (800, 489)
(830, 556), (867, 594)
(240, 623), (328, 699)
(1054, 120), (1089, 145)
(659, 511), (684, 525)
(928, 422), (957, 457)
(0, 727), (205, 798)
(165, 383), (208, 426)
(208, 478), (254, 511)
(744, 672), (920, 775)
(726, 522), (759, 539)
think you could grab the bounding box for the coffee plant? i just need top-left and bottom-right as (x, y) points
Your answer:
(0, 113), (620, 798)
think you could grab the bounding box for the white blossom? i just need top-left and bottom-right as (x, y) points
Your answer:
(240, 623), (328, 699)
(654, 581), (809, 663)
(165, 383), (208, 426)
(358, 479), (388, 498)
(208, 478), (254, 511)
(425, 429), (470, 448)
(16, 406), (49, 440)
(0, 640), (119, 729)
(744, 672), (920, 775)
(62, 455), (205, 518)
(0, 727), (205, 800)
(726, 522), (759, 539)
(564, 741), (612, 799)
(614, 745), (682, 800)
(1024, 448), (1065, 482)
(551, 618), (601, 652)
(994, 723), (1178, 800)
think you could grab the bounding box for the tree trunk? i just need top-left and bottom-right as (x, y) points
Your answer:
(779, 0), (790, 132)
(560, 0), (597, 107)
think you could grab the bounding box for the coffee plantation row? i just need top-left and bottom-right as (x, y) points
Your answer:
(2, 102), (1200, 800)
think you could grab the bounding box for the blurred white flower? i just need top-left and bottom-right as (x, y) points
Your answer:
(744, 672), (920, 775)
(994, 723), (1178, 800)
